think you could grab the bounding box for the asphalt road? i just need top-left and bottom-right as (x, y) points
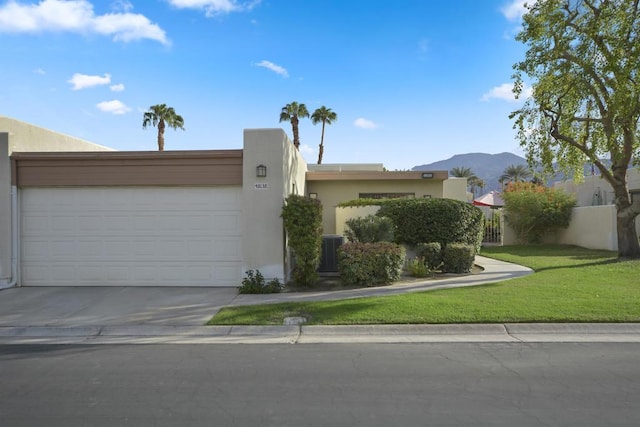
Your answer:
(1, 343), (639, 426)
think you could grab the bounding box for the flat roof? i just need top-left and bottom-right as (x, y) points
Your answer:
(306, 170), (448, 181)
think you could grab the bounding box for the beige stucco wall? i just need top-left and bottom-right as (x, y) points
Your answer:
(0, 134), (11, 281)
(307, 179), (445, 235)
(552, 206), (618, 250)
(442, 177), (468, 202)
(335, 205), (381, 239)
(502, 205), (630, 251)
(1, 116), (114, 154)
(546, 169), (640, 250)
(241, 129), (306, 282)
(553, 169), (640, 207)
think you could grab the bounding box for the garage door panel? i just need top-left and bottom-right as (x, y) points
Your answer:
(21, 187), (243, 286)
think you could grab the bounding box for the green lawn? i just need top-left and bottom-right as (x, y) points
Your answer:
(209, 245), (640, 325)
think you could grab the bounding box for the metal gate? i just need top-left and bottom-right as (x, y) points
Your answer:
(482, 208), (503, 245)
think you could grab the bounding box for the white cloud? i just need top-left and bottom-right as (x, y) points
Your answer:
(0, 0), (169, 45)
(110, 0), (133, 13)
(481, 82), (532, 102)
(254, 60), (288, 77)
(68, 73), (111, 90)
(353, 117), (379, 129)
(96, 99), (131, 114)
(168, 0), (260, 17)
(110, 83), (125, 92)
(33, 68), (46, 75)
(501, 0), (527, 21)
(299, 144), (316, 159)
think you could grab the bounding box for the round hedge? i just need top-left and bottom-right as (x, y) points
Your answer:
(376, 198), (484, 250)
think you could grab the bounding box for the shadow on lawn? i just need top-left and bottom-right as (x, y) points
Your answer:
(532, 258), (621, 272)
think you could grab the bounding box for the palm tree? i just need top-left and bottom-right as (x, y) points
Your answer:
(142, 104), (185, 151)
(471, 178), (486, 198)
(279, 102), (309, 150)
(450, 166), (483, 196)
(450, 166), (478, 180)
(311, 106), (337, 164)
(500, 164), (532, 185)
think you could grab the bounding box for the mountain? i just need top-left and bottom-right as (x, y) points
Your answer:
(413, 152), (528, 193)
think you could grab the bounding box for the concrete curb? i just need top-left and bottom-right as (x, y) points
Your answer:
(1, 323), (640, 345)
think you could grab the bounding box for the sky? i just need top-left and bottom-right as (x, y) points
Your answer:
(0, 0), (531, 170)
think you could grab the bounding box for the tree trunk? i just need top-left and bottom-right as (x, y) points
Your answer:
(317, 121), (326, 164)
(616, 212), (640, 259)
(291, 117), (300, 150)
(612, 171), (640, 258)
(158, 120), (165, 151)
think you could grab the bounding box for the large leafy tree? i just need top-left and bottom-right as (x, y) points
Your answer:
(279, 102), (309, 150)
(499, 164), (533, 184)
(511, 0), (640, 258)
(142, 104), (185, 151)
(311, 106), (338, 164)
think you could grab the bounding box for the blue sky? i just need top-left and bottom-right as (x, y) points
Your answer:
(0, 0), (530, 170)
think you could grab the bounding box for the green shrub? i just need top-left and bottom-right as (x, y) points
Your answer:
(376, 198), (484, 251)
(415, 242), (443, 270)
(344, 215), (394, 243)
(281, 195), (323, 286)
(502, 182), (576, 243)
(338, 242), (405, 287)
(337, 198), (390, 208)
(239, 270), (282, 294)
(441, 243), (476, 274)
(407, 257), (432, 278)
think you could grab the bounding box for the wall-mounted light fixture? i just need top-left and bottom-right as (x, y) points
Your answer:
(421, 172), (434, 179)
(309, 193), (318, 199)
(256, 164), (267, 178)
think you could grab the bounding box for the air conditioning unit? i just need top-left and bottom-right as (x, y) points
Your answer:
(318, 235), (344, 274)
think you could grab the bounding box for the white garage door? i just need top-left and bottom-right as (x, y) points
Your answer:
(20, 187), (243, 286)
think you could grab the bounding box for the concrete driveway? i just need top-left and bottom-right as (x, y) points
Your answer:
(0, 286), (239, 327)
(0, 256), (534, 331)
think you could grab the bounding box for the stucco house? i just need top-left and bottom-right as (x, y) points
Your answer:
(1, 117), (465, 289)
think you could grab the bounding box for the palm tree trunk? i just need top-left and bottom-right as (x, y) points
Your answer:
(158, 120), (165, 151)
(317, 121), (326, 164)
(292, 117), (300, 150)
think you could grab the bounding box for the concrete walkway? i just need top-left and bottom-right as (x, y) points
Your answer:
(1, 256), (639, 344)
(229, 255), (533, 307)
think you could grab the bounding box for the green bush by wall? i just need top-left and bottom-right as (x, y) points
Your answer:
(415, 242), (443, 270)
(441, 243), (476, 274)
(338, 242), (405, 286)
(281, 195), (323, 286)
(502, 182), (576, 243)
(376, 198), (484, 250)
(344, 215), (394, 243)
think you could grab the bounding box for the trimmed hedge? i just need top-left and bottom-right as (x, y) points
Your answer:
(376, 198), (484, 250)
(441, 243), (475, 274)
(338, 242), (405, 287)
(281, 195), (323, 286)
(416, 242), (443, 270)
(344, 215), (394, 243)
